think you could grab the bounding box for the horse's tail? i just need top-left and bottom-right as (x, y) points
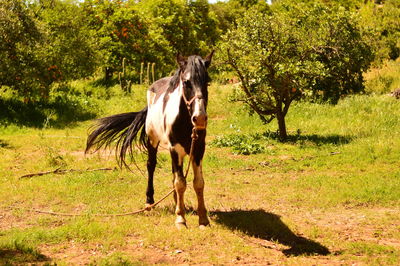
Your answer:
(85, 107), (148, 168)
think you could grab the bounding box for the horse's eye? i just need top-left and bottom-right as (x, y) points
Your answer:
(184, 80), (191, 88)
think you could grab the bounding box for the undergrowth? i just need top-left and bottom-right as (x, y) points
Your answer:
(210, 134), (265, 155)
(364, 58), (400, 94)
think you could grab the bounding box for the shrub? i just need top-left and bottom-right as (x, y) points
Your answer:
(211, 134), (265, 155)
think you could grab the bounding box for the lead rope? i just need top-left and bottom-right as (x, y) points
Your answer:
(184, 127), (198, 178)
(8, 128), (198, 217)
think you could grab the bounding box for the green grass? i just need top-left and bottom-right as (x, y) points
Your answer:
(1, 81), (400, 264)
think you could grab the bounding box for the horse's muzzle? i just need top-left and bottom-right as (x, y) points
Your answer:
(192, 114), (208, 130)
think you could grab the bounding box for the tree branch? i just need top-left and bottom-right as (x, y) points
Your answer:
(20, 167), (116, 179)
(227, 49), (276, 118)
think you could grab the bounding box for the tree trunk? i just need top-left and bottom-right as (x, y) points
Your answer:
(276, 109), (287, 141)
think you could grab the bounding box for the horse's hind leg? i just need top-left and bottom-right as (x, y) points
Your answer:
(146, 140), (158, 208)
(192, 160), (210, 227)
(170, 146), (187, 229)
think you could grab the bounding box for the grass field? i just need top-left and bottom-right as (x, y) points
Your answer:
(1, 83), (400, 265)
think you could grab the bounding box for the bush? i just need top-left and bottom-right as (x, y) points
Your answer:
(211, 134), (265, 155)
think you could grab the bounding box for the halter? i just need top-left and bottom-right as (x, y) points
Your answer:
(181, 90), (201, 115)
(180, 76), (205, 116)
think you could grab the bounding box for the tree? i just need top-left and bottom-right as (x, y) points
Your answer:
(219, 2), (373, 139)
(0, 0), (99, 99)
(0, 0), (49, 99)
(134, 0), (194, 72)
(210, 0), (270, 33)
(35, 0), (98, 82)
(82, 0), (152, 83)
(136, 0), (219, 69)
(188, 0), (220, 49)
(286, 3), (375, 102)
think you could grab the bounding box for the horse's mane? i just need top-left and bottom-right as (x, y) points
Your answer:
(166, 56), (210, 96)
(188, 56), (209, 87)
(167, 69), (181, 93)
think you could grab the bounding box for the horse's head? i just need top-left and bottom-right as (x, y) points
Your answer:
(177, 51), (214, 130)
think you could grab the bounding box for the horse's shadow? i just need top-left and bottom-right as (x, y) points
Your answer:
(210, 209), (330, 256)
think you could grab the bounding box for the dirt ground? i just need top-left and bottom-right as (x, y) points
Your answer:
(2, 205), (399, 265)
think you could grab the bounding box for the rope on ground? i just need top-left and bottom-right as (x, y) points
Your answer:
(8, 188), (175, 217)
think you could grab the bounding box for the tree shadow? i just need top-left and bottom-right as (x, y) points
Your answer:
(211, 209), (330, 256)
(0, 96), (96, 129)
(287, 134), (352, 146)
(0, 248), (50, 264)
(264, 131), (353, 146)
(0, 139), (12, 149)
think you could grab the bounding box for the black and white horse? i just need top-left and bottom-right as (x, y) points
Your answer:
(85, 52), (214, 228)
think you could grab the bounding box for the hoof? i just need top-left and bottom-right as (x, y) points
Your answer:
(175, 216), (187, 229)
(199, 224), (209, 230)
(199, 217), (210, 227)
(144, 204), (153, 211)
(175, 222), (188, 230)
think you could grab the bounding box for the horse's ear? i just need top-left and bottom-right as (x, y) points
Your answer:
(176, 53), (187, 69)
(204, 50), (214, 68)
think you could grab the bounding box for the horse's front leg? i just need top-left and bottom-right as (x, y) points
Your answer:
(191, 130), (209, 227)
(192, 160), (210, 227)
(170, 145), (187, 229)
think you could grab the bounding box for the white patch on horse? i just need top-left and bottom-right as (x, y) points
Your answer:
(184, 72), (191, 81)
(146, 80), (183, 149)
(192, 160), (203, 181)
(193, 98), (206, 118)
(172, 143), (186, 165)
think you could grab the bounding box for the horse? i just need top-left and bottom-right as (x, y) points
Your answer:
(85, 52), (214, 229)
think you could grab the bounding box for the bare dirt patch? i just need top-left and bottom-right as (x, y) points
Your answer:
(39, 237), (188, 265)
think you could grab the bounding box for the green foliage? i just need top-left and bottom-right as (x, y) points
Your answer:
(379, 0), (400, 60)
(290, 3), (374, 102)
(358, 0), (400, 64)
(210, 0), (270, 33)
(36, 0), (98, 81)
(0, 0), (98, 99)
(219, 4), (322, 139)
(1, 0), (398, 103)
(78, 0), (219, 80)
(135, 0), (219, 72)
(284, 0), (366, 10)
(0, 80), (99, 128)
(0, 0), (49, 99)
(82, 0), (152, 80)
